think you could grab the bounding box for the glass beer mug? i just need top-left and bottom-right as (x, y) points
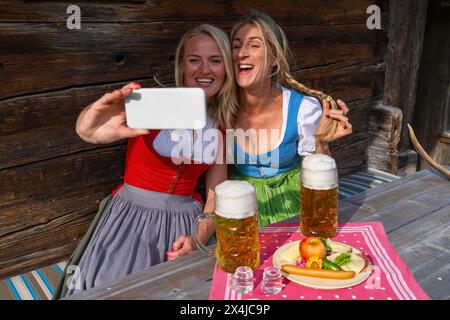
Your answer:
(193, 180), (260, 274)
(300, 154), (339, 238)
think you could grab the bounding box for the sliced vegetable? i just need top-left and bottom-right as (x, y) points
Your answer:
(280, 244), (300, 262)
(326, 238), (353, 253)
(323, 258), (341, 271)
(335, 253), (352, 266)
(327, 253), (367, 275)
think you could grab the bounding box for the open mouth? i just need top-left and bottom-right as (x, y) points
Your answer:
(195, 78), (214, 87)
(238, 64), (254, 75)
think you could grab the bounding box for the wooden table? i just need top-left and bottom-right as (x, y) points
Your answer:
(65, 168), (450, 300)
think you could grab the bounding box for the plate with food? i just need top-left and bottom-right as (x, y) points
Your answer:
(272, 237), (373, 290)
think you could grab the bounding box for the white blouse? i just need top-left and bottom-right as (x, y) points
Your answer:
(296, 93), (323, 156)
(276, 86), (323, 156)
(152, 116), (219, 164)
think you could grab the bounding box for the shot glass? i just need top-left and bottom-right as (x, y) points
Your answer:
(231, 266), (254, 294)
(261, 266), (283, 295)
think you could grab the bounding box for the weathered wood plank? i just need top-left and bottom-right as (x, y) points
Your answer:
(0, 0), (375, 24)
(0, 22), (379, 99)
(0, 146), (125, 237)
(0, 22), (376, 54)
(338, 200), (378, 224)
(417, 256), (450, 300)
(365, 182), (450, 233)
(0, 81), (154, 138)
(0, 244), (76, 281)
(347, 168), (445, 209)
(65, 249), (216, 300)
(389, 207), (450, 255)
(0, 51), (174, 100)
(0, 146), (126, 277)
(0, 212), (96, 279)
(280, 198), (377, 226)
(0, 80), (139, 170)
(0, 127), (123, 170)
(387, 204), (450, 300)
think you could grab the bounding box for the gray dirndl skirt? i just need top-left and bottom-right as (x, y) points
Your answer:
(62, 183), (203, 298)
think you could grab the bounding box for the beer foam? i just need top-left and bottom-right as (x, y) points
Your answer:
(214, 180), (257, 219)
(301, 154), (338, 190)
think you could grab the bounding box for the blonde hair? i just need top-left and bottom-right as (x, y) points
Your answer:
(230, 10), (340, 142)
(175, 24), (238, 129)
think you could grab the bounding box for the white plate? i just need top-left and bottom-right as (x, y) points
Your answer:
(272, 241), (373, 290)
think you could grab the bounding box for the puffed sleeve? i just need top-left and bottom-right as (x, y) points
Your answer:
(297, 95), (322, 156)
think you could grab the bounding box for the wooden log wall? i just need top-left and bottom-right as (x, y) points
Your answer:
(0, 0), (388, 278)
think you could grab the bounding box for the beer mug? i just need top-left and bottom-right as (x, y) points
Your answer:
(300, 154), (339, 238)
(193, 180), (260, 274)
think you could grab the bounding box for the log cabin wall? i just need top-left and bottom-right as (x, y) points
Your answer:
(0, 0), (388, 278)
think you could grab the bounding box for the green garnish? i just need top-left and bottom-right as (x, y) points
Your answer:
(319, 237), (332, 251)
(335, 253), (351, 266)
(323, 258), (341, 271)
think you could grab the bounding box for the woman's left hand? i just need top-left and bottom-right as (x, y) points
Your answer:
(166, 235), (196, 261)
(317, 99), (353, 142)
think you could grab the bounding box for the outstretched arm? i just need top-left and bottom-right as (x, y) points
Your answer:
(76, 82), (149, 144)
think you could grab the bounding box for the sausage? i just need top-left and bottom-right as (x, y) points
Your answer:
(281, 264), (356, 279)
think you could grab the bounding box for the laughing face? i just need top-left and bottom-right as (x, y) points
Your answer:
(181, 34), (226, 100)
(232, 23), (277, 90)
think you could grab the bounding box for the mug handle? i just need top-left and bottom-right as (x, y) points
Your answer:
(193, 212), (215, 256)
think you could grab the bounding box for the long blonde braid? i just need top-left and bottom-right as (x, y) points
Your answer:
(283, 75), (339, 142)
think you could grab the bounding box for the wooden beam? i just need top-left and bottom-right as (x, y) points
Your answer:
(367, 103), (403, 174)
(383, 0), (428, 153)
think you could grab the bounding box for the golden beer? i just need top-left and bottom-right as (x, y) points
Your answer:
(300, 154), (339, 238)
(193, 180), (260, 274)
(300, 186), (338, 238)
(215, 212), (260, 273)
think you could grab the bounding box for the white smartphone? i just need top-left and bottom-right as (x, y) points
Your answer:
(124, 88), (206, 129)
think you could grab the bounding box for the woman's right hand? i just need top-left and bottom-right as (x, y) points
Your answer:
(76, 82), (150, 144)
(166, 235), (197, 261)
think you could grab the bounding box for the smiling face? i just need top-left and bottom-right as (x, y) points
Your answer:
(181, 34), (226, 100)
(232, 23), (277, 90)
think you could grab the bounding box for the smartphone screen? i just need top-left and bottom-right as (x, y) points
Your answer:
(125, 88), (206, 129)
